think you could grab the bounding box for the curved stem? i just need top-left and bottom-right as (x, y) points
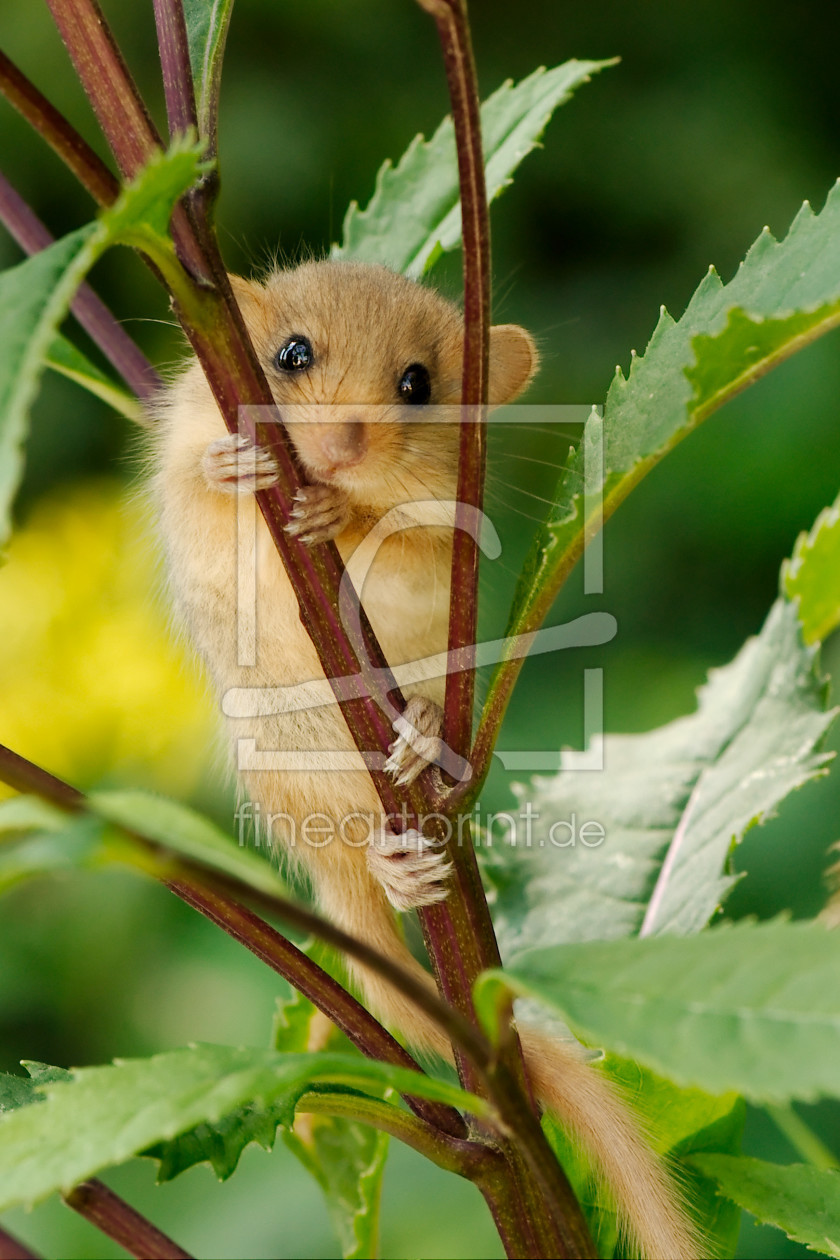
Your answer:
(63, 1180), (192, 1260)
(419, 0), (491, 766)
(0, 49), (119, 206)
(0, 170), (161, 401)
(0, 739), (591, 1254)
(152, 0), (198, 138)
(165, 872), (467, 1138)
(0, 740), (465, 1138)
(296, 1090), (492, 1178)
(0, 1226), (40, 1260)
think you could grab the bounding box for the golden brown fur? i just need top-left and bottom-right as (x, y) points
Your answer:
(150, 259), (699, 1259)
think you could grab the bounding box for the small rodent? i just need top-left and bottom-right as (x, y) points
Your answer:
(151, 259), (699, 1260)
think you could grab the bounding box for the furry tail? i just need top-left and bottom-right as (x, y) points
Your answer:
(323, 883), (701, 1260)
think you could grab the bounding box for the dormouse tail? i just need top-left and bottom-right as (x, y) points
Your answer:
(324, 884), (700, 1259)
(522, 1029), (703, 1260)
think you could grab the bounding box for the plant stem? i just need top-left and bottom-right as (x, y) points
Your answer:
(63, 1181), (192, 1260)
(0, 740), (591, 1254)
(0, 1226), (40, 1260)
(152, 0), (198, 138)
(0, 170), (161, 401)
(45, 0), (161, 179)
(412, 0), (518, 1097)
(418, 0), (491, 767)
(42, 0), (434, 819)
(297, 1090), (491, 1177)
(408, 9), (594, 1255)
(0, 49), (119, 206)
(26, 7), (589, 1248)
(165, 873), (466, 1138)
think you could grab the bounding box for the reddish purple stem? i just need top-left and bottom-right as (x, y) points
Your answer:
(152, 0), (199, 137)
(0, 1226), (40, 1260)
(64, 1180), (192, 1260)
(0, 48), (119, 207)
(0, 170), (161, 401)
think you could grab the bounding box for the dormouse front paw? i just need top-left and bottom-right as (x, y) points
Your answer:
(202, 433), (279, 494)
(385, 696), (444, 786)
(367, 827), (452, 912)
(284, 484), (351, 545)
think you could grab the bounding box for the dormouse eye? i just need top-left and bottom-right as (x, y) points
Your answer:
(398, 363), (431, 405)
(275, 336), (313, 372)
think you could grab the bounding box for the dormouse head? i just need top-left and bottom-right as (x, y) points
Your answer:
(230, 261), (537, 510)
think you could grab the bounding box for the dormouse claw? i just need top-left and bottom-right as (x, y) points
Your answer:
(385, 695), (444, 786)
(202, 433), (279, 494)
(367, 827), (452, 912)
(284, 483), (351, 545)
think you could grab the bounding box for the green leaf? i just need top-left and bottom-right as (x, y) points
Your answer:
(337, 61), (614, 277)
(0, 796), (70, 835)
(274, 954), (388, 1260)
(0, 1043), (489, 1211)
(182, 0), (235, 148)
(0, 1074), (39, 1113)
(0, 227), (93, 548)
(144, 1100), (288, 1183)
(143, 947), (349, 1196)
(146, 966), (391, 1259)
(543, 1057), (744, 1259)
(0, 136), (206, 547)
(88, 788), (292, 899)
(783, 488), (840, 645)
(478, 920), (840, 1103)
(690, 1154), (840, 1258)
(501, 180), (840, 675)
(0, 1064), (71, 1115)
(481, 597), (835, 950)
(285, 1103), (388, 1260)
(45, 335), (143, 424)
(0, 797), (106, 894)
(0, 815), (105, 894)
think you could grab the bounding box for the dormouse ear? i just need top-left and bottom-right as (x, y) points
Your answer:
(488, 324), (538, 404)
(227, 274), (272, 347)
(228, 273), (261, 312)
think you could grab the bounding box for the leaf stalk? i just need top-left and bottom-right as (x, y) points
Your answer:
(62, 1180), (192, 1260)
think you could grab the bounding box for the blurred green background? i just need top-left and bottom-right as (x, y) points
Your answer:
(2, 1), (840, 1256)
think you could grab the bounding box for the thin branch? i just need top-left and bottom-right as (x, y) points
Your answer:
(418, 0), (491, 764)
(0, 49), (119, 206)
(296, 1090), (493, 1178)
(0, 170), (161, 401)
(63, 1180), (192, 1260)
(0, 1226), (40, 1260)
(165, 873), (466, 1138)
(0, 742), (592, 1254)
(42, 0), (440, 832)
(0, 739), (591, 1254)
(45, 0), (161, 180)
(411, 0), (512, 1089)
(45, 0), (210, 284)
(0, 740), (464, 1137)
(0, 743), (85, 812)
(42, 0), (417, 783)
(152, 0), (198, 137)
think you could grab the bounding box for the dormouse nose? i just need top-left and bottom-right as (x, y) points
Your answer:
(318, 418), (367, 469)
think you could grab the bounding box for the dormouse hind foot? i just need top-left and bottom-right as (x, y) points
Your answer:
(202, 433), (279, 494)
(284, 483), (351, 545)
(385, 696), (444, 786)
(367, 827), (452, 912)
